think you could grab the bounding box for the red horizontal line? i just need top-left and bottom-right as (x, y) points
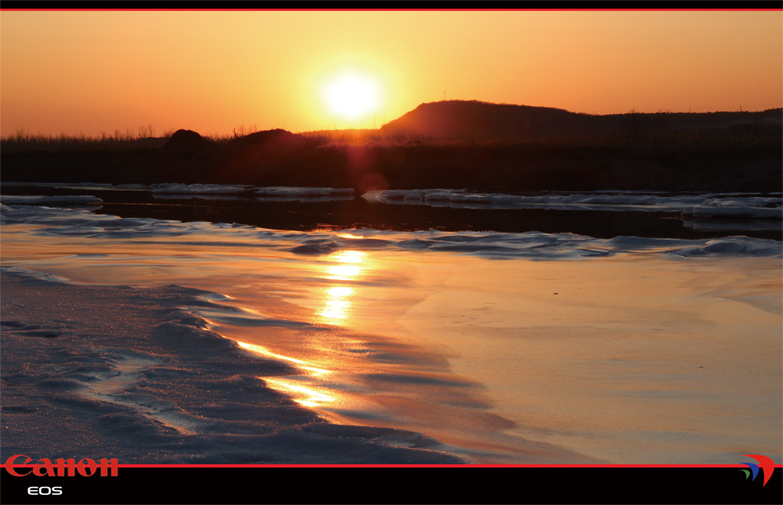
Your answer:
(55, 463), (781, 469)
(9, 463), (781, 469)
(1, 9), (781, 12)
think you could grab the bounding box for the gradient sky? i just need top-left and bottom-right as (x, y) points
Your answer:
(1, 9), (781, 137)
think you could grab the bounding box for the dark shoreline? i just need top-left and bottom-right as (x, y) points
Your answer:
(3, 112), (780, 240)
(2, 138), (781, 195)
(4, 103), (781, 195)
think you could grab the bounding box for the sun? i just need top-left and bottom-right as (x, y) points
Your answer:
(320, 70), (382, 122)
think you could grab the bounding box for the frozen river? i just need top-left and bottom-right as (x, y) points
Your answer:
(1, 192), (781, 465)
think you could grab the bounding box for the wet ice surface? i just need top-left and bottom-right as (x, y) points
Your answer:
(0, 195), (103, 205)
(3, 182), (356, 201)
(1, 203), (781, 464)
(147, 183), (354, 202)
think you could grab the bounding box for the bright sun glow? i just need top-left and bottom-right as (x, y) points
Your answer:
(321, 71), (382, 121)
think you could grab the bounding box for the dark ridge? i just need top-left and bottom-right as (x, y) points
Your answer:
(380, 100), (783, 141)
(380, 100), (581, 140)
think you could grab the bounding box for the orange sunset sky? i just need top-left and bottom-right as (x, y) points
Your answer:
(1, 9), (781, 137)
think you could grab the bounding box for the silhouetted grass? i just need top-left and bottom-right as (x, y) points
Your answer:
(1, 128), (171, 153)
(299, 126), (781, 153)
(3, 120), (779, 155)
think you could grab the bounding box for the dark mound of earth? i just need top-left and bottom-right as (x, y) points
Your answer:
(226, 129), (319, 154)
(162, 129), (214, 152)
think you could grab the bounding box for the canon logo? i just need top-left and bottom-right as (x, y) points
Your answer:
(28, 486), (63, 496)
(5, 455), (118, 477)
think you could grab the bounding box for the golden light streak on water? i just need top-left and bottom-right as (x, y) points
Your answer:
(327, 264), (362, 280)
(318, 286), (355, 322)
(327, 286), (354, 297)
(317, 250), (369, 323)
(330, 250), (366, 263)
(236, 341), (332, 376)
(263, 378), (337, 408)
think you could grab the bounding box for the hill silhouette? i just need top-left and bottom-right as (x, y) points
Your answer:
(380, 100), (782, 141)
(381, 101), (583, 140)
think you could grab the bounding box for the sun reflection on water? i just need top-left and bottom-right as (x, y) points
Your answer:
(317, 250), (369, 325)
(239, 249), (377, 416)
(318, 286), (355, 322)
(263, 378), (337, 408)
(236, 341), (341, 410)
(330, 250), (366, 263)
(327, 264), (362, 280)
